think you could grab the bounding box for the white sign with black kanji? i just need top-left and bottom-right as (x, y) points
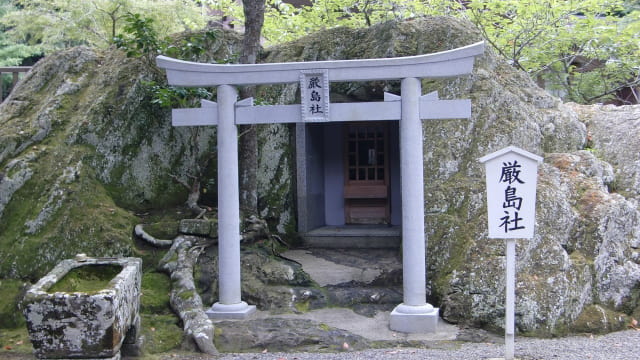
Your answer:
(479, 146), (542, 239)
(300, 69), (329, 122)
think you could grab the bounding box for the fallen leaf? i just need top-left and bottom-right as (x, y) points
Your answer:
(342, 342), (349, 351)
(15, 340), (23, 345)
(262, 348), (268, 353)
(4, 346), (12, 350)
(150, 327), (156, 332)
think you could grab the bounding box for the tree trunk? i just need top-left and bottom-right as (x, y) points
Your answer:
(240, 0), (265, 66)
(238, 0), (266, 216)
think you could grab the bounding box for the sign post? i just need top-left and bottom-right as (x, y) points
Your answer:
(479, 146), (542, 360)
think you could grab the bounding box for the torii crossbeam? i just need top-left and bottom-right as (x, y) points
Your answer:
(157, 41), (484, 333)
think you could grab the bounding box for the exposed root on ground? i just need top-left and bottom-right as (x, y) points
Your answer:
(134, 224), (173, 247)
(135, 214), (288, 355)
(158, 235), (219, 355)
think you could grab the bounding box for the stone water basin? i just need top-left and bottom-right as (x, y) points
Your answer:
(22, 257), (141, 359)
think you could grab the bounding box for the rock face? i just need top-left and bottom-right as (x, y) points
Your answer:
(0, 16), (639, 338)
(0, 32), (294, 279)
(260, 17), (640, 335)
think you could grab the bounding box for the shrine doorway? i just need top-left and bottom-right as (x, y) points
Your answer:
(344, 122), (390, 224)
(295, 120), (401, 235)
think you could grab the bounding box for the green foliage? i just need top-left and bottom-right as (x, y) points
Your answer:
(113, 12), (219, 63)
(112, 12), (163, 59)
(145, 81), (213, 108)
(0, 0), (207, 52)
(113, 12), (219, 108)
(256, 0), (639, 104)
(0, 41), (41, 67)
(2, 0), (638, 105)
(0, 0), (41, 66)
(259, 0), (462, 45)
(466, 0), (640, 104)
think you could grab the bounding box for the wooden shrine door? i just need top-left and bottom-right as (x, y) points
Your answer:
(344, 123), (390, 224)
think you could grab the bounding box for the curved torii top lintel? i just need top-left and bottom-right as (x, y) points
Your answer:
(156, 41), (485, 87)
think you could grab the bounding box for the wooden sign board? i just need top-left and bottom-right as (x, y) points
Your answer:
(479, 146), (542, 239)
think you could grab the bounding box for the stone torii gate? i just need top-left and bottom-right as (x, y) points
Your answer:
(156, 41), (484, 333)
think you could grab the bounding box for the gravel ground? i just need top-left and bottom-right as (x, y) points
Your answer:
(5, 329), (637, 359)
(151, 329), (639, 360)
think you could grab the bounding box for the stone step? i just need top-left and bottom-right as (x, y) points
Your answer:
(301, 225), (401, 248)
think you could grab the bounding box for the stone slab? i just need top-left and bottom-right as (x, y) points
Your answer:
(179, 219), (213, 236)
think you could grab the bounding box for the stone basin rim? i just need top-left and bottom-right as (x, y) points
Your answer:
(25, 257), (141, 296)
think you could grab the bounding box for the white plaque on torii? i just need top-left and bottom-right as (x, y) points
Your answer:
(156, 41), (485, 332)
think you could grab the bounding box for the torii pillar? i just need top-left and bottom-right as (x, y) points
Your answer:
(156, 41), (484, 330)
(390, 77), (438, 331)
(207, 84), (256, 318)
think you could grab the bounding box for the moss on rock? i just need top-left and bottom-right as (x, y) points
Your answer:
(0, 157), (137, 280)
(47, 264), (123, 294)
(572, 305), (629, 334)
(140, 271), (172, 315)
(0, 280), (27, 329)
(140, 313), (183, 354)
(0, 30), (246, 282)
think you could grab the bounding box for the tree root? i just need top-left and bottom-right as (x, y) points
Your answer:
(159, 235), (219, 355)
(134, 224), (173, 247)
(242, 215), (289, 253)
(137, 214), (284, 355)
(169, 174), (209, 219)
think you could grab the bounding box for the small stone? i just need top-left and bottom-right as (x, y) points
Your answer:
(74, 253), (88, 262)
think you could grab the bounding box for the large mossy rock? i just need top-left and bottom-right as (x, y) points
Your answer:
(261, 16), (639, 335)
(0, 36), (234, 279)
(0, 29), (296, 279)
